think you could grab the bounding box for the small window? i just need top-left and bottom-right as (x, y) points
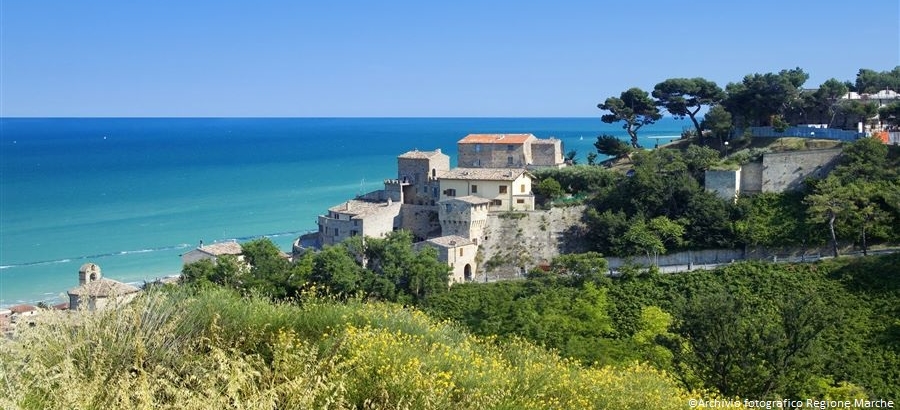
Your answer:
(516, 199), (525, 204)
(443, 188), (456, 197)
(499, 185), (508, 194)
(471, 185), (478, 194)
(334, 228), (339, 237)
(350, 230), (358, 236)
(459, 248), (464, 256)
(507, 144), (514, 151)
(507, 156), (514, 165)
(475, 144), (481, 152)
(491, 199), (502, 206)
(520, 184), (526, 193)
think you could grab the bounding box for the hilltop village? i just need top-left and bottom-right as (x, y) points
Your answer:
(300, 133), (566, 283)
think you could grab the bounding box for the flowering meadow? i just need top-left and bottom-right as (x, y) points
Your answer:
(0, 287), (694, 409)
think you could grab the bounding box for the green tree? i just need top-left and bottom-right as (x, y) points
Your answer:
(209, 254), (245, 288)
(549, 252), (609, 279)
(838, 100), (880, 130)
(565, 149), (578, 165)
(652, 78), (725, 143)
(813, 78), (849, 126)
(534, 177), (564, 202)
(593, 134), (633, 159)
(583, 209), (630, 254)
(735, 192), (813, 248)
(683, 145), (721, 180)
(359, 230), (450, 303)
(806, 176), (852, 257)
(621, 216), (683, 265)
(700, 104), (733, 143)
(632, 306), (676, 369)
(673, 290), (830, 397)
(833, 136), (893, 183)
(240, 238), (292, 297)
(598, 88), (662, 148)
(181, 258), (216, 286)
(854, 67), (900, 93)
(842, 182), (894, 256)
(310, 245), (364, 297)
(723, 68), (808, 127)
(878, 102), (900, 128)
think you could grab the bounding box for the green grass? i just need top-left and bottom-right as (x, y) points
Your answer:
(0, 286), (696, 409)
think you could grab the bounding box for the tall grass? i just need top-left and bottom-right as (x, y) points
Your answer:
(0, 286), (695, 409)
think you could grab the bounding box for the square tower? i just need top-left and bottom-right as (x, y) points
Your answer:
(397, 149), (450, 205)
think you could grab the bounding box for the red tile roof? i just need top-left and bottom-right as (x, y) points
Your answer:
(9, 304), (37, 314)
(458, 134), (535, 144)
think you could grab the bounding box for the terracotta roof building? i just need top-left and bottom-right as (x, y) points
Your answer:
(457, 133), (565, 169)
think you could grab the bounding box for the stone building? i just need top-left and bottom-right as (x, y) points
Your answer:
(181, 241), (244, 265)
(67, 263), (140, 311)
(318, 199), (402, 246)
(311, 138), (541, 283)
(416, 235), (478, 283)
(437, 196), (490, 244)
(457, 133), (565, 169)
(438, 168), (535, 211)
(396, 149), (450, 206)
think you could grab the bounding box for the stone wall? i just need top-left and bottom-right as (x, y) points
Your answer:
(605, 248), (746, 269)
(740, 162), (763, 193)
(530, 140), (564, 167)
(438, 200), (489, 241)
(478, 206), (588, 279)
(458, 143), (529, 168)
(399, 204), (441, 241)
(761, 148), (842, 192)
(705, 148), (841, 198)
(704, 169), (741, 201)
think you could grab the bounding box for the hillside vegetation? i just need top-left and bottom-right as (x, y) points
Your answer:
(0, 287), (695, 409)
(532, 137), (900, 257)
(426, 254), (900, 399)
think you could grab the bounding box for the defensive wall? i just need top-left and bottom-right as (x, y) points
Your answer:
(705, 148), (842, 200)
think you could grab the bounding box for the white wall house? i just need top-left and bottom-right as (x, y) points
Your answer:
(438, 168), (535, 211)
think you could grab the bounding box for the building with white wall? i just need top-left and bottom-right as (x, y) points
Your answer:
(438, 167), (535, 211)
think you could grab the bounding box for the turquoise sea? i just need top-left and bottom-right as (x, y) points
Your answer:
(0, 117), (690, 307)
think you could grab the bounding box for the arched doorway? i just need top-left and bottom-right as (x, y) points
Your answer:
(464, 264), (472, 281)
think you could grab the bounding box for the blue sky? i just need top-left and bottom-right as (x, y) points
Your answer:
(1, 1), (898, 117)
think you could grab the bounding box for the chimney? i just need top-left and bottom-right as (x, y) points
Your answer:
(436, 148), (441, 153)
(345, 201), (352, 211)
(387, 197), (393, 206)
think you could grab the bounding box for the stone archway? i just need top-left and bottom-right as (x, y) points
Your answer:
(464, 264), (472, 281)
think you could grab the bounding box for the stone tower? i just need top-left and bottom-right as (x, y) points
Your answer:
(438, 196), (490, 244)
(78, 262), (102, 286)
(397, 149), (450, 205)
